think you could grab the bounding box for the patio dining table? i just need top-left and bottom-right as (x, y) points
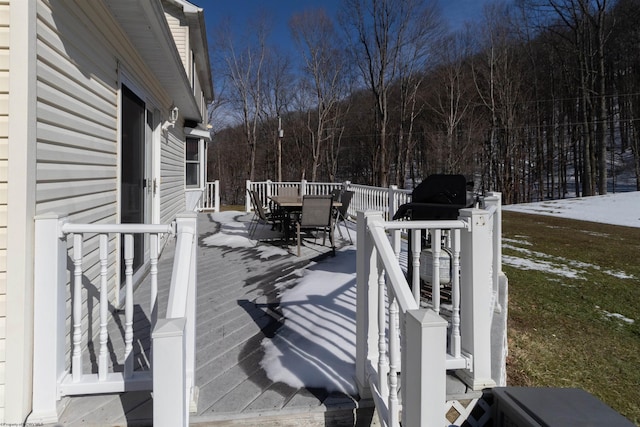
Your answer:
(268, 195), (341, 245)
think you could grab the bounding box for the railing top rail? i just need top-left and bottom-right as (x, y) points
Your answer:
(485, 204), (498, 218)
(62, 222), (175, 235)
(367, 214), (418, 313)
(384, 219), (468, 231)
(167, 226), (195, 319)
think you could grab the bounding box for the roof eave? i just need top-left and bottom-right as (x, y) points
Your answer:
(107, 0), (202, 120)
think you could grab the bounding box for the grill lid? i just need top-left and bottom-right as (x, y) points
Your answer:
(393, 174), (472, 220)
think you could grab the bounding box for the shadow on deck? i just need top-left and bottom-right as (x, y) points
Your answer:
(53, 212), (376, 426)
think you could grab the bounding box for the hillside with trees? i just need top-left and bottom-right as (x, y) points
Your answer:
(208, 0), (640, 206)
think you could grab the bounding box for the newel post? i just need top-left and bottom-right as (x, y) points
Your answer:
(484, 192), (502, 312)
(176, 212), (198, 412)
(245, 180), (252, 213)
(355, 211), (380, 398)
(213, 180), (220, 213)
(152, 318), (187, 427)
(402, 308), (447, 427)
(30, 213), (68, 423)
(457, 208), (497, 390)
(388, 185), (398, 221)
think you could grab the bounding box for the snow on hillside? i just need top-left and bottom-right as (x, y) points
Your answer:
(502, 191), (640, 228)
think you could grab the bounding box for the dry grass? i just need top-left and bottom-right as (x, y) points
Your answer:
(502, 211), (640, 425)
(219, 204), (246, 211)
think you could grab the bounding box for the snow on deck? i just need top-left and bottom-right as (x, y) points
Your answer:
(53, 212), (376, 426)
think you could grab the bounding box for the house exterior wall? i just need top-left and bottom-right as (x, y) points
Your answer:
(165, 9), (190, 75)
(161, 129), (188, 224)
(2, 0), (207, 422)
(5, 0), (38, 422)
(0, 1), (9, 420)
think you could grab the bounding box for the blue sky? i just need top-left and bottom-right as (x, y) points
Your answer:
(201, 0), (492, 54)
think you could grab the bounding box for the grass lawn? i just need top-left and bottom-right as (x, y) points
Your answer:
(503, 211), (640, 425)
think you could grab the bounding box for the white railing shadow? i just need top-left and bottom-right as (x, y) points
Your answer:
(30, 212), (197, 426)
(355, 194), (503, 427)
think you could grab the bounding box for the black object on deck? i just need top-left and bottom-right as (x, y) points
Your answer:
(392, 174), (473, 221)
(492, 387), (636, 427)
(393, 174), (474, 287)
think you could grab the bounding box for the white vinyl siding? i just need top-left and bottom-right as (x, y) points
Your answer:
(33, 0), (183, 383)
(160, 130), (186, 224)
(165, 7), (209, 121)
(165, 9), (189, 80)
(36, 0), (118, 222)
(0, 0), (209, 421)
(0, 0), (9, 419)
(35, 0), (122, 381)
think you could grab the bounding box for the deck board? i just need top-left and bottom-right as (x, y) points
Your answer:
(53, 212), (370, 426)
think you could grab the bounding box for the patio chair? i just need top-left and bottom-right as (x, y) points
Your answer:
(248, 189), (282, 239)
(276, 186), (298, 197)
(269, 186), (298, 218)
(296, 195), (335, 257)
(331, 188), (342, 201)
(334, 190), (353, 244)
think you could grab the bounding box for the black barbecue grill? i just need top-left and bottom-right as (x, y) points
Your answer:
(393, 174), (475, 291)
(393, 174), (473, 221)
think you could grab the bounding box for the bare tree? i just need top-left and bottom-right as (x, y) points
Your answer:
(393, 2), (442, 188)
(427, 31), (475, 175)
(290, 9), (350, 182)
(259, 50), (294, 182)
(217, 16), (269, 182)
(529, 0), (612, 195)
(340, 0), (437, 187)
(472, 3), (530, 203)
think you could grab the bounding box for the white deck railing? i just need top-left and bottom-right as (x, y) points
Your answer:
(246, 180), (411, 220)
(347, 184), (412, 220)
(30, 213), (197, 427)
(245, 179), (344, 212)
(356, 193), (504, 427)
(201, 180), (220, 211)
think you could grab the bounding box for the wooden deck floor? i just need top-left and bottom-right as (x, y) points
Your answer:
(51, 212), (375, 426)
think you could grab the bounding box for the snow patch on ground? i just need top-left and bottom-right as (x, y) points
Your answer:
(597, 306), (635, 325)
(502, 191), (640, 228)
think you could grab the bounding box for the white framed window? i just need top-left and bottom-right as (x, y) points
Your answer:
(185, 137), (200, 187)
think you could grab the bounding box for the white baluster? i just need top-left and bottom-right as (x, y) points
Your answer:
(150, 233), (159, 328)
(388, 297), (399, 427)
(377, 261), (388, 399)
(392, 229), (401, 262)
(411, 229), (421, 304)
(432, 229), (441, 314)
(72, 234), (84, 382)
(124, 233), (134, 378)
(451, 229), (461, 358)
(98, 233), (109, 381)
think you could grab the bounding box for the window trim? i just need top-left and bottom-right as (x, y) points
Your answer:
(185, 137), (201, 188)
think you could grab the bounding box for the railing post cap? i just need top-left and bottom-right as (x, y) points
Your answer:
(152, 318), (186, 338)
(407, 308), (448, 327)
(459, 207), (488, 217)
(176, 212), (198, 219)
(35, 212), (64, 220)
